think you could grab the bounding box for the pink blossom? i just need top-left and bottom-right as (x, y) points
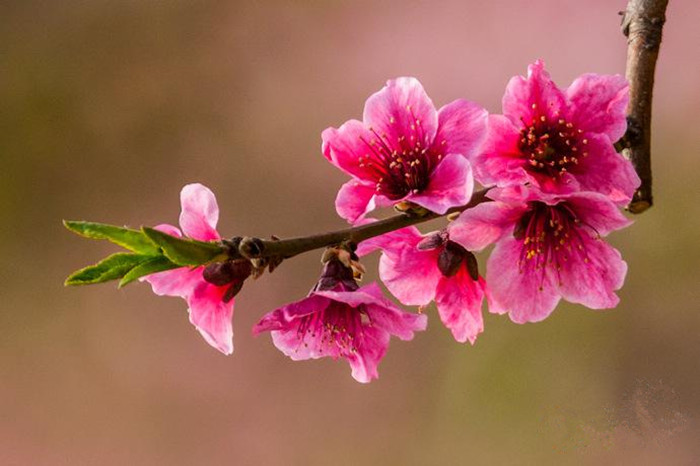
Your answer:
(450, 186), (632, 323)
(473, 60), (639, 204)
(322, 77), (488, 222)
(357, 226), (487, 344)
(253, 257), (427, 383)
(142, 183), (244, 355)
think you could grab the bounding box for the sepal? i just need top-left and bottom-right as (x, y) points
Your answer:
(118, 256), (180, 288)
(142, 227), (225, 266)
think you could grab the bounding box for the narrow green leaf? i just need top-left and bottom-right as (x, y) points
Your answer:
(142, 227), (224, 266)
(63, 220), (160, 255)
(65, 253), (151, 286)
(118, 256), (180, 288)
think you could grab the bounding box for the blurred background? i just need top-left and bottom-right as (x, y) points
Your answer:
(2, 0), (699, 464)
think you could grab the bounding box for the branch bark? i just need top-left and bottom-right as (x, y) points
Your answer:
(621, 0), (669, 213)
(236, 189), (491, 261)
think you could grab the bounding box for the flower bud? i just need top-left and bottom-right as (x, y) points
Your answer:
(315, 249), (360, 292)
(438, 241), (466, 277)
(203, 260), (253, 286)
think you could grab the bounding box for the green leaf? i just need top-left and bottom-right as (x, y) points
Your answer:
(118, 256), (180, 288)
(142, 227), (224, 266)
(65, 253), (151, 286)
(63, 220), (160, 255)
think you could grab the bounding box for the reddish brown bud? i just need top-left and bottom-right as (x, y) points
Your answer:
(465, 251), (479, 281)
(203, 260), (252, 286)
(222, 280), (245, 303)
(438, 241), (466, 277)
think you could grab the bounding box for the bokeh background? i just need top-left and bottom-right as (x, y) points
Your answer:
(2, 0), (700, 464)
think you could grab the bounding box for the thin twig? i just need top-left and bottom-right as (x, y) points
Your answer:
(620, 0), (669, 213)
(237, 189), (491, 261)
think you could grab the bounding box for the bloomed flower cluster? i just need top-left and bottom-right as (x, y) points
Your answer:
(142, 60), (638, 383)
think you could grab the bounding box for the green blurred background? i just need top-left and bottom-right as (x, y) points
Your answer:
(2, 1), (699, 464)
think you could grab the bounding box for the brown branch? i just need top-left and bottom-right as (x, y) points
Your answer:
(236, 189), (491, 261)
(620, 0), (669, 214)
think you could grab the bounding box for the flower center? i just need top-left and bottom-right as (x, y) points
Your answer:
(357, 108), (443, 199)
(514, 201), (596, 289)
(518, 111), (589, 180)
(296, 301), (366, 355)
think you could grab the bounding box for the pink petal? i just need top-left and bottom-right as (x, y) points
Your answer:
(434, 99), (488, 159)
(140, 223), (203, 296)
(345, 326), (389, 383)
(566, 73), (629, 142)
(269, 324), (336, 362)
(362, 77), (438, 149)
(565, 192), (633, 236)
(573, 134), (640, 204)
(315, 282), (389, 309)
(187, 281), (234, 355)
(153, 223), (182, 237)
(435, 272), (485, 344)
(502, 60), (566, 125)
(366, 304), (428, 341)
(179, 183), (221, 241)
(378, 245), (442, 306)
(487, 236), (561, 323)
(484, 280), (507, 315)
(321, 120), (379, 180)
(449, 201), (526, 252)
(355, 225), (422, 257)
(472, 114), (528, 187)
(252, 295), (330, 335)
(141, 266), (203, 298)
(533, 173), (581, 196)
(407, 153), (474, 214)
(334, 179), (378, 223)
(488, 185), (564, 205)
(558, 234), (627, 309)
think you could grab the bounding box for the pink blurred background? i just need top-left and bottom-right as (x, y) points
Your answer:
(2, 0), (700, 464)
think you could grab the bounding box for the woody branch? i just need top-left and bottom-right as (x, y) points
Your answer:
(620, 0), (669, 214)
